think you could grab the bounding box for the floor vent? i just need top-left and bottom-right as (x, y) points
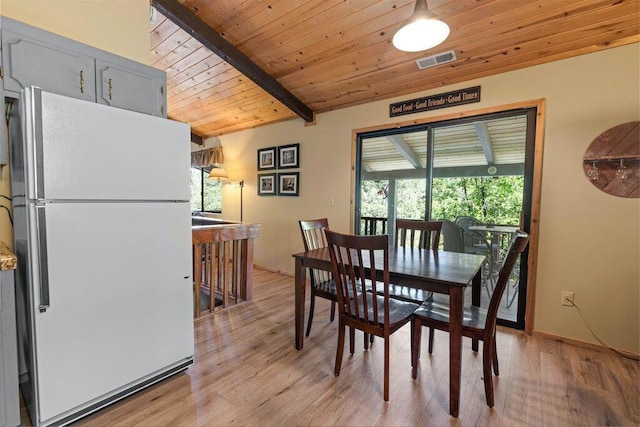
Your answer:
(416, 50), (457, 70)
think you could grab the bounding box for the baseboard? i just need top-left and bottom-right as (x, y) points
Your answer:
(254, 264), (294, 277)
(532, 330), (639, 360)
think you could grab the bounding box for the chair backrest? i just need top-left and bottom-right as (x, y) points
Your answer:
(361, 216), (387, 235)
(298, 218), (331, 285)
(484, 231), (529, 333)
(439, 219), (466, 252)
(395, 219), (442, 250)
(456, 216), (488, 249)
(324, 230), (389, 329)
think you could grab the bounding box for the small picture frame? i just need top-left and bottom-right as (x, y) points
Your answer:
(278, 172), (299, 196)
(257, 173), (277, 196)
(278, 143), (300, 169)
(257, 146), (276, 170)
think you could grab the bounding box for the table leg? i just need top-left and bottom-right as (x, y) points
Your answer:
(471, 269), (481, 352)
(449, 286), (464, 418)
(294, 257), (307, 350)
(193, 244), (201, 319)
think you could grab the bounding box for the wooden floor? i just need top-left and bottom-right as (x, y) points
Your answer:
(72, 268), (638, 426)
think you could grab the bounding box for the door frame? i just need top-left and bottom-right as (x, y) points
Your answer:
(350, 99), (546, 334)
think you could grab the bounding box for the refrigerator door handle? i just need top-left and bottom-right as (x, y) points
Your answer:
(29, 87), (47, 200)
(35, 204), (51, 312)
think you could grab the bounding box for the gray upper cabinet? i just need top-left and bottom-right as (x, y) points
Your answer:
(96, 60), (166, 117)
(1, 17), (166, 117)
(2, 29), (96, 103)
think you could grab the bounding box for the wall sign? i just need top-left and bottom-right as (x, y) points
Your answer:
(389, 86), (481, 117)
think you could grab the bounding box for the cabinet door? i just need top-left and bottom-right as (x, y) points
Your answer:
(2, 30), (96, 102)
(96, 59), (166, 117)
(0, 271), (20, 427)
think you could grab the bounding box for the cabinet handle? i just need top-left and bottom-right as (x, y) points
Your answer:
(80, 70), (84, 94)
(108, 78), (113, 100)
(160, 85), (164, 95)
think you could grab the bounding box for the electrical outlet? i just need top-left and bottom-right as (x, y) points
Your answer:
(562, 291), (574, 306)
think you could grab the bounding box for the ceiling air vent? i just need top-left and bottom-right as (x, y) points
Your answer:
(416, 50), (457, 70)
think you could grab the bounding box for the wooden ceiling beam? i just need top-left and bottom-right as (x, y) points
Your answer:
(191, 133), (203, 145)
(152, 0), (314, 123)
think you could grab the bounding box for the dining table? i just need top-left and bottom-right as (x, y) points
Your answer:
(292, 246), (486, 417)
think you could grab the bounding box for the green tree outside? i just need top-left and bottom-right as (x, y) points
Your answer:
(360, 176), (523, 228)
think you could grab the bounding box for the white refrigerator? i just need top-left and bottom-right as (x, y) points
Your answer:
(9, 87), (194, 426)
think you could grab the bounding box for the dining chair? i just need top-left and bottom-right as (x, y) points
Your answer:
(377, 219), (443, 304)
(395, 218), (442, 250)
(411, 230), (529, 408)
(324, 229), (418, 401)
(298, 218), (336, 337)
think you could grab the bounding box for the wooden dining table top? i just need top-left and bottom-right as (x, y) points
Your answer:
(293, 246), (486, 291)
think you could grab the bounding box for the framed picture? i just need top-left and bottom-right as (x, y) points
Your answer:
(257, 173), (277, 196)
(257, 146), (276, 170)
(278, 143), (300, 169)
(278, 172), (299, 196)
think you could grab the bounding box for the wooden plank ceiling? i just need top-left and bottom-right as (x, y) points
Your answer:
(150, 0), (640, 138)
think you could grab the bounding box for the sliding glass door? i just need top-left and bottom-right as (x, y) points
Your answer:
(354, 108), (536, 329)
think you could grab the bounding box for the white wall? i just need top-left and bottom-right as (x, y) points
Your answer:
(217, 44), (640, 353)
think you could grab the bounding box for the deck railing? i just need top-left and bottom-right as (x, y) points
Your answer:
(361, 216), (387, 235)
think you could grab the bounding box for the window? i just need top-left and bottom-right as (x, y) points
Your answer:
(190, 168), (222, 213)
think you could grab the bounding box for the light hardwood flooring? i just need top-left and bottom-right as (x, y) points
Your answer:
(72, 268), (638, 426)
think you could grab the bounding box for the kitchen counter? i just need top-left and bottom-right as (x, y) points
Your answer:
(0, 241), (17, 271)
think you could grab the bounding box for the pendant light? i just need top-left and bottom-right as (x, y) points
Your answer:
(392, 0), (450, 52)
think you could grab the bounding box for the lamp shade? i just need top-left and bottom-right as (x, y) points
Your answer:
(393, 0), (450, 52)
(208, 167), (228, 181)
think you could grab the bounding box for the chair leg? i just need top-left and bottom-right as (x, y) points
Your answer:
(349, 327), (355, 354)
(410, 321), (414, 366)
(335, 320), (345, 377)
(411, 319), (421, 379)
(492, 334), (499, 376)
(364, 332), (369, 350)
(482, 339), (495, 407)
(330, 300), (336, 322)
(305, 289), (316, 337)
(428, 327), (435, 354)
(384, 335), (390, 401)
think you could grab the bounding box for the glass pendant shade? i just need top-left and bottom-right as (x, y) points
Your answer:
(393, 0), (450, 52)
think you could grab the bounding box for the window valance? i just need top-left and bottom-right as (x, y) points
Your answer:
(191, 146), (224, 168)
